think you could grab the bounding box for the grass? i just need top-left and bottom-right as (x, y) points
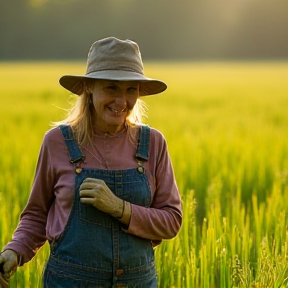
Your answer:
(0, 61), (288, 287)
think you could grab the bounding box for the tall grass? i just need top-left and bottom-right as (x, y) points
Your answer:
(0, 61), (288, 287)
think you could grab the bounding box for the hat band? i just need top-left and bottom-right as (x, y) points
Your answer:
(86, 58), (144, 75)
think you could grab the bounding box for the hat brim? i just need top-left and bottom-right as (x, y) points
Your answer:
(59, 70), (167, 96)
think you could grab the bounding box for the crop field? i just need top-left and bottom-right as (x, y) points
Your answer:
(0, 61), (288, 287)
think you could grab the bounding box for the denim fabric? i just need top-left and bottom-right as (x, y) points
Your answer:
(59, 125), (85, 164)
(43, 126), (157, 288)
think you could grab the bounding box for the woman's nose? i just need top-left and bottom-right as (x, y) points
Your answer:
(115, 92), (126, 106)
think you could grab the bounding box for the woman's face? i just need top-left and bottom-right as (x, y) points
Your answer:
(91, 80), (139, 134)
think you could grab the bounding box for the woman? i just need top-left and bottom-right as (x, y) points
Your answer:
(0, 37), (182, 288)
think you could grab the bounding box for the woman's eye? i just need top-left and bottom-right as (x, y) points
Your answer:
(104, 85), (118, 92)
(128, 87), (138, 93)
(107, 85), (117, 90)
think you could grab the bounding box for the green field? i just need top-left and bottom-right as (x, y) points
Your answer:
(1, 61), (288, 287)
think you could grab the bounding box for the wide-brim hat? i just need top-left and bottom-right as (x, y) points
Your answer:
(59, 37), (167, 96)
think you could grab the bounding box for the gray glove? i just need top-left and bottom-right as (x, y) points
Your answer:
(0, 250), (18, 287)
(80, 178), (124, 218)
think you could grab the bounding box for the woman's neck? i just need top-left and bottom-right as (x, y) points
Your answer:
(93, 122), (127, 136)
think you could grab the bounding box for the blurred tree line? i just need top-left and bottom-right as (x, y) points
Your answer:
(0, 0), (288, 60)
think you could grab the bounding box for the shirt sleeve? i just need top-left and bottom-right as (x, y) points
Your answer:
(124, 129), (182, 241)
(4, 133), (55, 265)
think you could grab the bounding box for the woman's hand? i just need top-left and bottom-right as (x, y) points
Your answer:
(79, 178), (124, 218)
(0, 250), (18, 282)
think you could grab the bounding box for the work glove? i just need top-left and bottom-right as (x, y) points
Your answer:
(80, 178), (124, 218)
(0, 250), (18, 288)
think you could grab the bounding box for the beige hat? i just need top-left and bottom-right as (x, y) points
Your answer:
(59, 37), (167, 96)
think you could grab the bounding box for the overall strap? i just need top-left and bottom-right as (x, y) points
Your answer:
(135, 125), (150, 162)
(59, 125), (85, 164)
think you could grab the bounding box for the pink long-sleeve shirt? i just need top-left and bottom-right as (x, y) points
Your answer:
(5, 125), (182, 265)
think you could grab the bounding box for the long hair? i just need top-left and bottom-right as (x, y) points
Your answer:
(54, 81), (147, 145)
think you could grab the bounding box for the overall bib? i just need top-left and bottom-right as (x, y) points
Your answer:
(43, 125), (157, 288)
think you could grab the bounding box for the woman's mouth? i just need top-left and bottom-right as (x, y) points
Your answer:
(108, 107), (126, 113)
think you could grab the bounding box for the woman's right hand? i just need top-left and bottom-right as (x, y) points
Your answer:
(0, 250), (18, 281)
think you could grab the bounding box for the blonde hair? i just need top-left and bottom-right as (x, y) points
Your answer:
(54, 81), (147, 145)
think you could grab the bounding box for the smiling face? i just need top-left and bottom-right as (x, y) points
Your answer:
(91, 80), (140, 134)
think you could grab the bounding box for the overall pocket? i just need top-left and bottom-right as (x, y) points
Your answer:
(79, 193), (132, 227)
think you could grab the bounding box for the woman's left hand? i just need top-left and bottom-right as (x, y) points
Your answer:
(79, 178), (124, 218)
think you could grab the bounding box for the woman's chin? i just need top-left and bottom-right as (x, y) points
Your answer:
(102, 115), (126, 131)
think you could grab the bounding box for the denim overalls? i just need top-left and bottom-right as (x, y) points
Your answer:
(43, 125), (157, 288)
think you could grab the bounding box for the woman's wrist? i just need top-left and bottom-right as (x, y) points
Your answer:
(118, 201), (131, 227)
(110, 199), (131, 226)
(116, 199), (125, 219)
(109, 197), (125, 218)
